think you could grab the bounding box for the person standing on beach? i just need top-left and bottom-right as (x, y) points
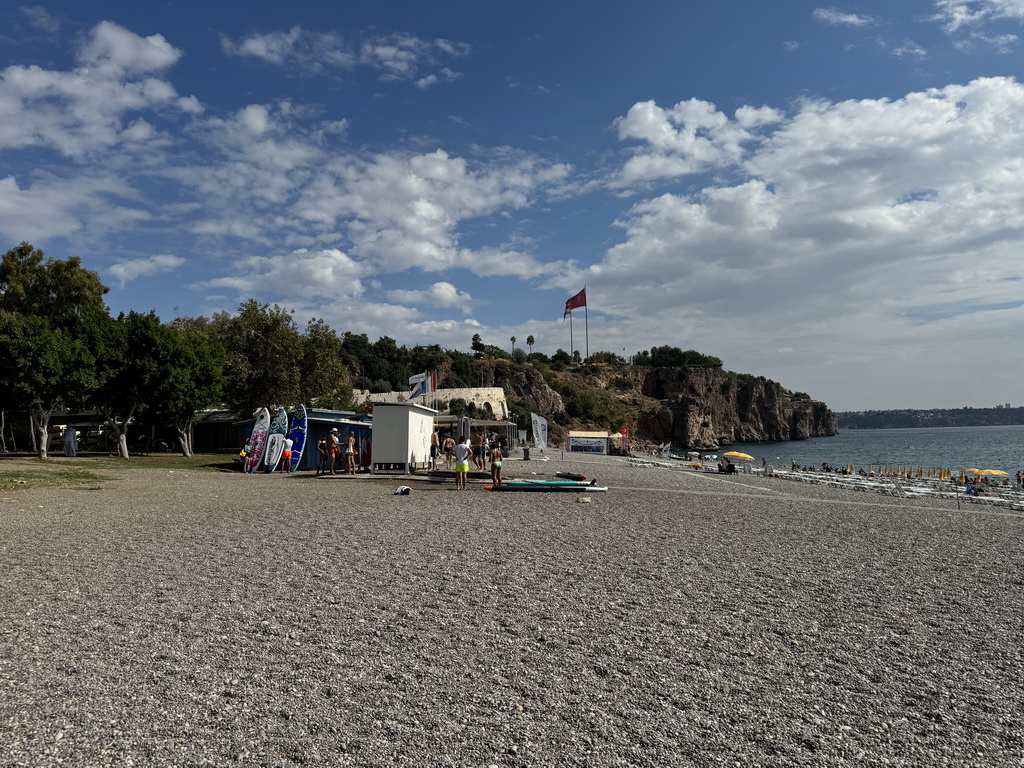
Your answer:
(429, 429), (439, 471)
(327, 428), (341, 475)
(443, 434), (456, 469)
(282, 436), (294, 473)
(454, 438), (472, 490)
(489, 443), (503, 486)
(346, 432), (357, 474)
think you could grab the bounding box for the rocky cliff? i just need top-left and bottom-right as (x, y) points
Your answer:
(486, 362), (837, 450)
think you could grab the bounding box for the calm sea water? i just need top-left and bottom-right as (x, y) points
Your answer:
(711, 425), (1024, 474)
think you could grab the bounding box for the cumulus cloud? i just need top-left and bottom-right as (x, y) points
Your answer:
(612, 99), (783, 187)
(0, 172), (149, 243)
(388, 281), (473, 310)
(107, 253), (185, 287)
(190, 247), (369, 303)
(581, 76), (1024, 404)
(221, 26), (469, 85)
(292, 148), (571, 275)
(0, 20), (199, 159)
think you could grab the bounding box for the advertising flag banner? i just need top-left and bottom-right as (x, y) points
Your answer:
(530, 412), (549, 449)
(409, 372), (436, 398)
(563, 288), (587, 317)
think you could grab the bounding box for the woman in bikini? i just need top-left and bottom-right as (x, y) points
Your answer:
(489, 443), (503, 486)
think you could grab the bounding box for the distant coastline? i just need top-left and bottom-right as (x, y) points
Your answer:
(836, 406), (1024, 430)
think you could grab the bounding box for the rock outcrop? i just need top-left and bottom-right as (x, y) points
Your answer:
(509, 364), (838, 450)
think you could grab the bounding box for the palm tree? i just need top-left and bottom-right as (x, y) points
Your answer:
(526, 335), (535, 354)
(510, 336), (517, 353)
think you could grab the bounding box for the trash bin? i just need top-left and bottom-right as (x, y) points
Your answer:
(523, 447), (530, 461)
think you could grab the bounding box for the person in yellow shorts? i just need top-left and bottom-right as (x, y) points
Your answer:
(453, 438), (471, 490)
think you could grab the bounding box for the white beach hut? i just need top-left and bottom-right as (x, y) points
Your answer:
(370, 401), (437, 474)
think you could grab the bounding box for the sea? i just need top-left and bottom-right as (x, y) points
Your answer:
(705, 425), (1024, 474)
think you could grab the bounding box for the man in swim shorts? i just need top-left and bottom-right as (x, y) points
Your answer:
(453, 438), (472, 490)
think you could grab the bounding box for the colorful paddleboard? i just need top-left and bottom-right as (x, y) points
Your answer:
(287, 404), (308, 472)
(263, 407), (289, 472)
(246, 408), (271, 472)
(486, 484), (607, 492)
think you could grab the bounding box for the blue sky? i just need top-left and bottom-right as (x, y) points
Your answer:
(3, 1), (1024, 411)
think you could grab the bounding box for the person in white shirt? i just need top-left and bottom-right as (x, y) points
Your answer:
(453, 438), (472, 490)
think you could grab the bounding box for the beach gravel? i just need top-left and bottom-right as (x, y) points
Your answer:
(0, 455), (1022, 766)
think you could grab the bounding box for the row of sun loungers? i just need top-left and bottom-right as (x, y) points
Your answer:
(622, 456), (1024, 510)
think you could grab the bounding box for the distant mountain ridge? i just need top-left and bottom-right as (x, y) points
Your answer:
(837, 407), (1024, 430)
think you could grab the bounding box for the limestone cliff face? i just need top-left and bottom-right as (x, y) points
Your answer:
(636, 368), (837, 448)
(482, 360), (565, 416)
(518, 365), (836, 450)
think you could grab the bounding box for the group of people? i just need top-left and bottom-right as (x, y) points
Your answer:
(239, 436), (295, 473)
(431, 430), (503, 489)
(316, 428), (358, 475)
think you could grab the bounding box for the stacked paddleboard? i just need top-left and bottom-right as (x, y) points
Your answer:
(262, 408), (289, 472)
(246, 408), (271, 472)
(287, 405), (307, 472)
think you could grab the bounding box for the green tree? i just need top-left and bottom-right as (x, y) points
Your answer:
(526, 335), (535, 354)
(91, 311), (181, 458)
(0, 243), (109, 458)
(0, 242), (108, 327)
(300, 318), (347, 407)
(221, 300), (302, 416)
(510, 335), (517, 353)
(149, 323), (223, 456)
(0, 311), (98, 458)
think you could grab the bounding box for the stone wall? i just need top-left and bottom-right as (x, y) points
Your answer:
(355, 387), (509, 419)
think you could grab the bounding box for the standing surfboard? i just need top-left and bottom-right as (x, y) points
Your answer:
(263, 407), (289, 472)
(246, 408), (271, 472)
(287, 404), (308, 472)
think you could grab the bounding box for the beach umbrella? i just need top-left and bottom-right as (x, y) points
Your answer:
(965, 468), (982, 476)
(980, 469), (1008, 476)
(723, 451), (754, 461)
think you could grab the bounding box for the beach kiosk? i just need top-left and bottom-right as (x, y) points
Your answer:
(370, 402), (437, 474)
(565, 430), (611, 454)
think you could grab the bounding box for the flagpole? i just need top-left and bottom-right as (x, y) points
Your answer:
(569, 312), (574, 363)
(584, 285), (589, 363)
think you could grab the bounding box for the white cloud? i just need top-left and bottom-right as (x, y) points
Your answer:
(107, 254), (185, 287)
(221, 26), (468, 85)
(579, 77), (1024, 406)
(0, 21), (198, 159)
(0, 172), (149, 243)
(931, 0), (1024, 33)
(190, 247), (369, 303)
(388, 281), (473, 310)
(612, 99), (783, 187)
(77, 20), (181, 75)
(812, 8), (877, 27)
(292, 148), (571, 275)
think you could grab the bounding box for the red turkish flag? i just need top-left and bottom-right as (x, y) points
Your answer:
(563, 288), (587, 317)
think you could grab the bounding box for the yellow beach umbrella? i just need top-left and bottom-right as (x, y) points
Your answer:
(723, 451), (754, 462)
(980, 469), (1008, 477)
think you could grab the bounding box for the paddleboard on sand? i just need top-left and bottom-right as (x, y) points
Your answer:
(555, 472), (587, 481)
(246, 408), (271, 472)
(507, 478), (599, 487)
(287, 404), (308, 472)
(486, 483), (607, 492)
(263, 408), (289, 472)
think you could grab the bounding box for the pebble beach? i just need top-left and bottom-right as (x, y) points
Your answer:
(1, 454), (1022, 767)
